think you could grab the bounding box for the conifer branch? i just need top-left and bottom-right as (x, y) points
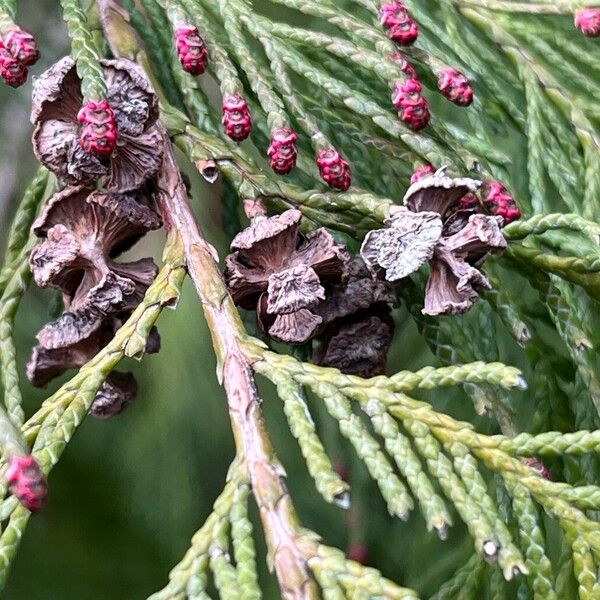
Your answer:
(1, 0), (600, 596)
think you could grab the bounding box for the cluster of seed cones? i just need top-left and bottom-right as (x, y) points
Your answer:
(224, 167), (520, 377)
(27, 57), (165, 419)
(224, 204), (396, 377)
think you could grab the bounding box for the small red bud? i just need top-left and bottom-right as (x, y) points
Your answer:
(523, 458), (551, 480)
(438, 67), (474, 107)
(481, 181), (521, 225)
(267, 127), (298, 175)
(575, 7), (600, 37)
(380, 2), (418, 45)
(388, 19), (418, 46)
(389, 53), (417, 79)
(3, 28), (39, 66)
(333, 462), (349, 482)
(77, 99), (118, 156)
(392, 78), (430, 130)
(316, 147), (351, 191)
(0, 41), (27, 87)
(410, 164), (435, 184)
(175, 25), (209, 76)
(5, 455), (48, 512)
(347, 542), (368, 564)
(222, 93), (252, 141)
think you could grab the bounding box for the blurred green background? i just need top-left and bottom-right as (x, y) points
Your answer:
(0, 1), (539, 598)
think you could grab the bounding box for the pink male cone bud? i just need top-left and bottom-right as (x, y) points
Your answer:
(0, 41), (27, 87)
(333, 462), (349, 482)
(267, 127), (298, 175)
(347, 542), (368, 564)
(77, 99), (117, 157)
(222, 93), (252, 141)
(3, 28), (39, 66)
(410, 164), (435, 184)
(438, 68), (474, 107)
(575, 8), (600, 37)
(523, 458), (551, 480)
(379, 1), (418, 45)
(316, 147), (351, 191)
(5, 455), (48, 512)
(482, 181), (521, 225)
(175, 25), (208, 76)
(389, 53), (417, 79)
(392, 78), (430, 130)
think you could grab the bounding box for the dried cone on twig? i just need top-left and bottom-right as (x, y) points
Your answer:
(225, 209), (350, 344)
(313, 258), (396, 377)
(27, 185), (162, 417)
(29, 185), (161, 342)
(32, 57), (163, 192)
(27, 315), (159, 418)
(361, 168), (507, 316)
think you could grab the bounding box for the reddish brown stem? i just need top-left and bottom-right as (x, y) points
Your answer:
(156, 128), (318, 600)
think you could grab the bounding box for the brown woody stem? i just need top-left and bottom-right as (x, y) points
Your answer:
(156, 128), (319, 600)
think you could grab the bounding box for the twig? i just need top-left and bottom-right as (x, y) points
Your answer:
(156, 127), (319, 599)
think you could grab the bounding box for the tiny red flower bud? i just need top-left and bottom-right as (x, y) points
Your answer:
(333, 462), (349, 482)
(523, 458), (551, 480)
(438, 68), (474, 107)
(3, 28), (40, 66)
(392, 77), (422, 103)
(77, 99), (118, 157)
(389, 53), (417, 79)
(410, 164), (435, 184)
(575, 7), (600, 37)
(0, 41), (28, 87)
(316, 147), (351, 191)
(267, 127), (298, 175)
(222, 93), (252, 141)
(347, 542), (368, 564)
(380, 2), (418, 45)
(175, 25), (208, 75)
(482, 181), (521, 225)
(5, 455), (48, 512)
(388, 19), (419, 46)
(392, 78), (430, 130)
